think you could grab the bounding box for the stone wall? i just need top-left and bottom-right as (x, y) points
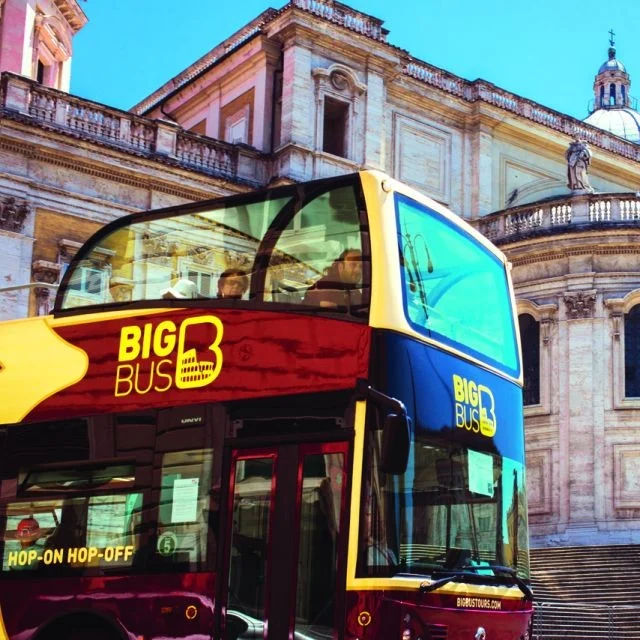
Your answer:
(475, 198), (640, 546)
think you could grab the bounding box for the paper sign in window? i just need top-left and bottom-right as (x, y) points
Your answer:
(171, 477), (199, 523)
(468, 449), (494, 497)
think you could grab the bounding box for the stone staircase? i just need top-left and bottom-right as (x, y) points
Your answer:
(529, 545), (640, 639)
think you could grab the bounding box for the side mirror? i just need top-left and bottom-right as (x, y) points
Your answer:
(380, 413), (411, 475)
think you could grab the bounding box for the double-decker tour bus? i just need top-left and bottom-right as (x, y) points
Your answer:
(0, 171), (532, 640)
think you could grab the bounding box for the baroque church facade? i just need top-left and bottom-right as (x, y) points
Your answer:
(2, 0), (640, 550)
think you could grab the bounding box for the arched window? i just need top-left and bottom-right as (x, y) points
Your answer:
(624, 305), (640, 397)
(600, 84), (605, 107)
(519, 314), (540, 405)
(610, 83), (617, 106)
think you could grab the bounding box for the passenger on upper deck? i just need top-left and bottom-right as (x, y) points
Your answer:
(217, 268), (249, 300)
(303, 249), (364, 311)
(160, 278), (199, 299)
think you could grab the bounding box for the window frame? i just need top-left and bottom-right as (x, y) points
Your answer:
(605, 292), (640, 410)
(322, 95), (350, 158)
(518, 313), (541, 407)
(517, 300), (556, 418)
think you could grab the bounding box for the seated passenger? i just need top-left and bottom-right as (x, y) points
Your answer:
(217, 268), (249, 300)
(160, 278), (199, 299)
(10, 516), (43, 571)
(303, 249), (363, 310)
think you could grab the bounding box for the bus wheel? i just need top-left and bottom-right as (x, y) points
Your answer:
(38, 617), (120, 640)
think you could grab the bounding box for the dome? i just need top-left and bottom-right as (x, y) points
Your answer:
(598, 57), (626, 74)
(584, 107), (640, 143)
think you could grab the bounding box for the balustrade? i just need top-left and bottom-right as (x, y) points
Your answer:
(176, 132), (236, 176)
(28, 87), (56, 122)
(474, 194), (640, 243)
(620, 199), (640, 220)
(129, 120), (155, 152)
(293, 0), (386, 41)
(590, 199), (611, 222)
(505, 207), (544, 234)
(1, 72), (261, 184)
(551, 203), (572, 225)
(66, 98), (120, 141)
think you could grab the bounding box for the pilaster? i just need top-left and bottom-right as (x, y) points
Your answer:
(280, 37), (313, 150)
(468, 116), (494, 216)
(562, 289), (597, 528)
(363, 66), (384, 170)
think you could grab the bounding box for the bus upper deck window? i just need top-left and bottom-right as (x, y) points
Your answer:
(56, 176), (369, 317)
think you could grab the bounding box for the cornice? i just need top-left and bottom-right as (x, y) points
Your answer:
(510, 244), (640, 268)
(52, 0), (88, 32)
(387, 81), (470, 127)
(0, 137), (246, 203)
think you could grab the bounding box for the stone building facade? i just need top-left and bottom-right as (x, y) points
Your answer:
(2, 0), (640, 548)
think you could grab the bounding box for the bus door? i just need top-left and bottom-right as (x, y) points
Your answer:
(219, 441), (349, 640)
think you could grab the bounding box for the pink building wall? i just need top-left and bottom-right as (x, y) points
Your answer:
(0, 0), (86, 91)
(0, 0), (29, 75)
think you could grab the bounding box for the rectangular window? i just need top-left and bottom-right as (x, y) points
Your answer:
(227, 117), (248, 144)
(1, 493), (142, 575)
(181, 265), (215, 298)
(322, 97), (349, 158)
(67, 266), (107, 298)
(36, 60), (45, 84)
(158, 448), (213, 570)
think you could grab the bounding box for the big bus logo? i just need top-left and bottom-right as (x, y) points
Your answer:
(452, 374), (497, 437)
(114, 315), (223, 397)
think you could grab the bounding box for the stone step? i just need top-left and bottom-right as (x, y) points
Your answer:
(529, 545), (640, 640)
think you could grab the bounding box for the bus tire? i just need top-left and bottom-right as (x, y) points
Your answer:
(36, 613), (123, 640)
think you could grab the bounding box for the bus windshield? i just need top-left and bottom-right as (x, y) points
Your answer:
(359, 432), (530, 581)
(396, 194), (519, 377)
(57, 177), (369, 317)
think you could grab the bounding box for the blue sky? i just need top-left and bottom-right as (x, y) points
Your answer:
(71, 1), (640, 120)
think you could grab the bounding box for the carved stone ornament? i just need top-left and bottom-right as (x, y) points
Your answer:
(34, 286), (51, 316)
(223, 250), (251, 271)
(32, 260), (61, 284)
(541, 318), (552, 345)
(109, 276), (134, 303)
(58, 238), (82, 261)
(611, 312), (623, 340)
(142, 232), (174, 264)
(564, 289), (597, 319)
(330, 70), (350, 92)
(566, 140), (595, 194)
(0, 196), (30, 233)
(190, 246), (214, 265)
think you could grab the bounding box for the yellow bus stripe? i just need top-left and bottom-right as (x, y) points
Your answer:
(346, 400), (366, 588)
(345, 577), (526, 599)
(0, 604), (9, 640)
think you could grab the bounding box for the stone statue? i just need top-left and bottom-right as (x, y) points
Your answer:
(566, 140), (594, 193)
